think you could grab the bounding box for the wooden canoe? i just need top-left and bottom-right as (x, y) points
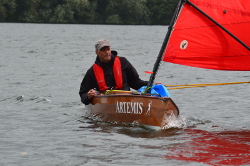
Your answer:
(85, 91), (179, 129)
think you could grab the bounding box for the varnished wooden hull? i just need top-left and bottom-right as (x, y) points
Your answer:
(85, 93), (179, 129)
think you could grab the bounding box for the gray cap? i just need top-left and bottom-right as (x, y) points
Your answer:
(95, 39), (111, 50)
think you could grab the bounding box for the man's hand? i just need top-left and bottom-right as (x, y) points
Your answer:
(87, 89), (96, 99)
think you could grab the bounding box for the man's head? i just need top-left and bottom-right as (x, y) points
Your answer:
(95, 39), (112, 63)
(95, 39), (111, 51)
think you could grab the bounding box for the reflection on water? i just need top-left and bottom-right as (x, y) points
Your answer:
(116, 126), (182, 138)
(165, 129), (250, 165)
(78, 115), (250, 165)
(78, 116), (182, 138)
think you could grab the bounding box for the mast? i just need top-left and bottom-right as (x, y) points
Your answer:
(144, 0), (184, 93)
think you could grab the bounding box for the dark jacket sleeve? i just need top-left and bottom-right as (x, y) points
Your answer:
(79, 68), (97, 105)
(120, 57), (148, 90)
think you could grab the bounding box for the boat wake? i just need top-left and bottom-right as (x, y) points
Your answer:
(162, 111), (187, 129)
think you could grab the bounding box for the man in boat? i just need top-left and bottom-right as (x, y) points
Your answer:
(79, 39), (148, 105)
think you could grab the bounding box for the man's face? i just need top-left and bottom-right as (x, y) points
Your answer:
(96, 46), (111, 63)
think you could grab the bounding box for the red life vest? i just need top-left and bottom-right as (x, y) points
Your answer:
(93, 56), (123, 91)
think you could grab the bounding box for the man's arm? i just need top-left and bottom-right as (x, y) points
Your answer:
(79, 69), (96, 105)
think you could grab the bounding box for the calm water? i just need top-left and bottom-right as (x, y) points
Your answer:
(1, 23), (250, 166)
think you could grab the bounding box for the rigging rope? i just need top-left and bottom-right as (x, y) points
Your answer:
(165, 81), (250, 90)
(104, 81), (249, 93)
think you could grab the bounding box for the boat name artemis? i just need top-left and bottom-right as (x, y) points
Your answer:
(116, 101), (143, 114)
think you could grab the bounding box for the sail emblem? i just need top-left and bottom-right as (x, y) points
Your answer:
(180, 40), (188, 50)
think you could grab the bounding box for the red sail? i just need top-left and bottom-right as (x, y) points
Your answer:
(163, 0), (250, 71)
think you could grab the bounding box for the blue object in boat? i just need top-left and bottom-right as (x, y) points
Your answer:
(137, 84), (171, 98)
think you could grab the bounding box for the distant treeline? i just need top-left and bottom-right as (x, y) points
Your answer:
(0, 0), (179, 25)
